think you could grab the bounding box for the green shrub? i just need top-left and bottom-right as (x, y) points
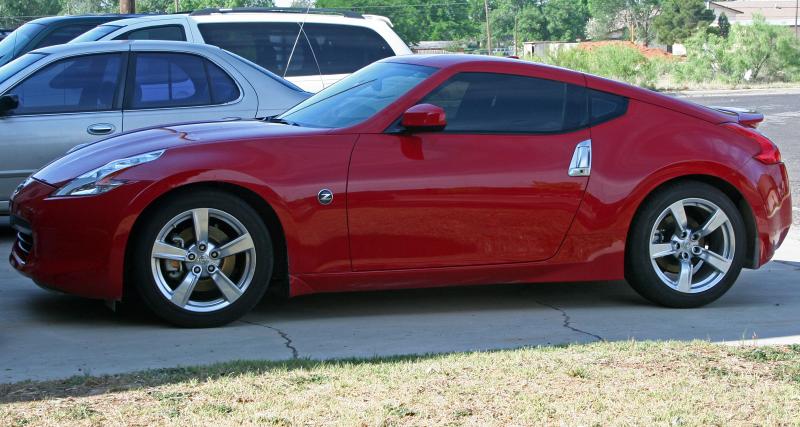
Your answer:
(536, 43), (661, 88)
(677, 15), (800, 85)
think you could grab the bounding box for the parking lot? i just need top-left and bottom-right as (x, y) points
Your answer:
(1, 90), (799, 384)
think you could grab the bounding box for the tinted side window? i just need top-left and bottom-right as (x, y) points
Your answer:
(589, 89), (628, 125)
(130, 53), (211, 109)
(206, 61), (239, 104)
(422, 72), (588, 133)
(114, 25), (186, 41)
(198, 22), (392, 77)
(34, 24), (96, 49)
(7, 53), (122, 115)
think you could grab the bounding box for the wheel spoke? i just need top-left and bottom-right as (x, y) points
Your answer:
(212, 271), (243, 303)
(699, 209), (729, 237)
(650, 242), (676, 259)
(171, 271), (200, 308)
(676, 259), (693, 292)
(152, 241), (188, 261)
(192, 208), (209, 244)
(217, 233), (255, 258)
(699, 249), (731, 274)
(669, 200), (689, 232)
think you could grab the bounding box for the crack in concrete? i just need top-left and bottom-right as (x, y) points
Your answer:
(240, 320), (299, 359)
(534, 300), (605, 342)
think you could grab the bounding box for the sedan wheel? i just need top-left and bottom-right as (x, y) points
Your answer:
(132, 191), (273, 327)
(626, 182), (746, 308)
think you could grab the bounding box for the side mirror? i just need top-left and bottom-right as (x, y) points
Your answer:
(401, 103), (446, 132)
(0, 94), (19, 116)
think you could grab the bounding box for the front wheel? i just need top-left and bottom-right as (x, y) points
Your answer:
(626, 182), (747, 308)
(130, 190), (273, 327)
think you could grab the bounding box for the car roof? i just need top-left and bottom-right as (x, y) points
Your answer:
(101, 10), (392, 29)
(24, 14), (142, 26)
(30, 39), (225, 55)
(385, 54), (587, 81)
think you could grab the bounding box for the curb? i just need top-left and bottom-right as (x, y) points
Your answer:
(669, 87), (800, 98)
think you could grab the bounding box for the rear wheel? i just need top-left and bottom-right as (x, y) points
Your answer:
(131, 190), (273, 327)
(626, 182), (746, 307)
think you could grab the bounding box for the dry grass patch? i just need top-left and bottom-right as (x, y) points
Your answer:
(2, 341), (800, 426)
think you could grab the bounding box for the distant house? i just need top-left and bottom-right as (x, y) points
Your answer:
(522, 41), (579, 58)
(707, 1), (799, 36)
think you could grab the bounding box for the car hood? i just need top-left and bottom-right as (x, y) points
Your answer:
(34, 119), (329, 186)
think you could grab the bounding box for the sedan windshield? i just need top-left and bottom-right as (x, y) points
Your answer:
(278, 62), (437, 128)
(0, 23), (43, 67)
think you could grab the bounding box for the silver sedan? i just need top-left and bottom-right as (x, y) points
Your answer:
(0, 40), (310, 214)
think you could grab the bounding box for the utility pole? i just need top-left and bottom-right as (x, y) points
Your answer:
(484, 0), (492, 55)
(120, 0), (136, 14)
(795, 0), (798, 38)
(175, 0), (180, 13)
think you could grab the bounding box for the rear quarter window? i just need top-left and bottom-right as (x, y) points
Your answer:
(589, 89), (628, 125)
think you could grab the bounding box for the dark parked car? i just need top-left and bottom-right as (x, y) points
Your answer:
(0, 15), (139, 67)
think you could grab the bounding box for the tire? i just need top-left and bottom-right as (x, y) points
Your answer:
(625, 181), (747, 308)
(130, 190), (273, 327)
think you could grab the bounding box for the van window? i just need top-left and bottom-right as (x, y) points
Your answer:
(198, 22), (392, 77)
(33, 24), (96, 49)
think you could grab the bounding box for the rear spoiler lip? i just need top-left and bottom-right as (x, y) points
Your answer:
(709, 106), (764, 128)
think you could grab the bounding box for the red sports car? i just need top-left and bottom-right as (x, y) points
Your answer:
(10, 55), (792, 327)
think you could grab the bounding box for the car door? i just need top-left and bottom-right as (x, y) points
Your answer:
(0, 52), (124, 209)
(347, 71), (592, 271)
(122, 51), (256, 131)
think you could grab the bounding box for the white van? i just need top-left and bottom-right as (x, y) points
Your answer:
(71, 8), (413, 93)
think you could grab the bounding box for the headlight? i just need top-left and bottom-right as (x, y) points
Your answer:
(54, 150), (164, 197)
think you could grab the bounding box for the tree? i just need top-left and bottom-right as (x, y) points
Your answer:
(717, 12), (730, 38)
(653, 0), (714, 45)
(135, 0), (273, 13)
(315, 0), (478, 45)
(588, 0), (661, 45)
(543, 0), (589, 41)
(0, 0), (61, 27)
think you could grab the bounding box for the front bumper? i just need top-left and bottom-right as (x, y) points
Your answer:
(9, 178), (141, 300)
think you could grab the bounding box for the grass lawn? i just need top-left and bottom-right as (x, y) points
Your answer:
(2, 341), (800, 426)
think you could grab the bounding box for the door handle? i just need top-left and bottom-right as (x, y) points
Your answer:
(568, 140), (592, 177)
(87, 123), (115, 135)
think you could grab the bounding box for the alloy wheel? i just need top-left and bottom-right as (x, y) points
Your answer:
(150, 208), (257, 312)
(648, 198), (736, 294)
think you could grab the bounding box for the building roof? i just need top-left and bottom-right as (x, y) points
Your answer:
(715, 1), (800, 21)
(708, 2), (745, 14)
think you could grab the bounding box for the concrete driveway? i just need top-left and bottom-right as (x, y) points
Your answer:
(1, 89), (799, 383)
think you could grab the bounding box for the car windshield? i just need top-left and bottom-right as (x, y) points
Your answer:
(0, 23), (43, 67)
(0, 52), (46, 86)
(278, 62), (437, 128)
(70, 24), (122, 43)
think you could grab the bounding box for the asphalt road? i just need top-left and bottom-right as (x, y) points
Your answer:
(1, 89), (799, 383)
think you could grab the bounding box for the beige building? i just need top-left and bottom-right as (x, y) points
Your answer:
(708, 1), (799, 36)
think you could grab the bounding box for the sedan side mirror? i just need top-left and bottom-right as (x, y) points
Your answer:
(401, 103), (446, 132)
(0, 94), (19, 116)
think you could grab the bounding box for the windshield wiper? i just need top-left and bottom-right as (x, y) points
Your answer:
(265, 116), (299, 126)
